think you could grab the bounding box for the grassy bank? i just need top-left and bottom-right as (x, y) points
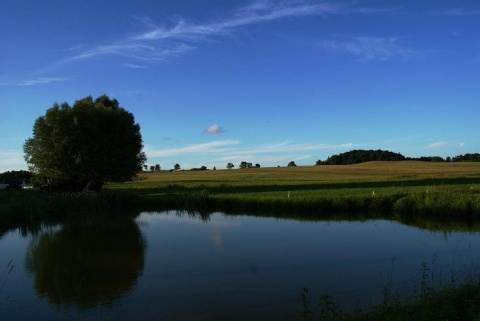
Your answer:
(1, 161), (480, 232)
(112, 161), (480, 217)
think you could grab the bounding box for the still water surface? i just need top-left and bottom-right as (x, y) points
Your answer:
(1, 211), (479, 320)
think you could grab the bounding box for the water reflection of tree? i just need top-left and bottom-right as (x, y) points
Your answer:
(25, 218), (145, 309)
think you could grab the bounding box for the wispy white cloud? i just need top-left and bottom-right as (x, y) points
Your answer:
(68, 43), (84, 51)
(428, 141), (449, 148)
(204, 124), (225, 135)
(145, 140), (352, 168)
(135, 1), (340, 41)
(61, 1), (392, 66)
(240, 141), (353, 155)
(1, 77), (68, 87)
(123, 63), (146, 69)
(433, 9), (480, 16)
(68, 43), (194, 62)
(322, 36), (419, 61)
(145, 140), (240, 157)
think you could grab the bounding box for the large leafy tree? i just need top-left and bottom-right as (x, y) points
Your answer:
(24, 95), (146, 191)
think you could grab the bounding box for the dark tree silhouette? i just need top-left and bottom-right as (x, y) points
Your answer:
(23, 95), (146, 192)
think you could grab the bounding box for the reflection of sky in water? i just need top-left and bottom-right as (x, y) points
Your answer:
(1, 212), (480, 320)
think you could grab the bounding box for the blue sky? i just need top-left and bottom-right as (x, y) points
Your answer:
(1, 0), (479, 172)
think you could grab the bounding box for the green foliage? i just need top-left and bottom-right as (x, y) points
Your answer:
(23, 95), (146, 191)
(415, 156), (445, 162)
(453, 153), (480, 162)
(316, 149), (406, 165)
(239, 161), (253, 169)
(0, 170), (32, 183)
(317, 150), (480, 165)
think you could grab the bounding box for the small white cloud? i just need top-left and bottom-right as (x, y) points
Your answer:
(459, 142), (465, 147)
(204, 124), (225, 135)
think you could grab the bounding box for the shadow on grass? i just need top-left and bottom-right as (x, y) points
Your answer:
(154, 177), (480, 195)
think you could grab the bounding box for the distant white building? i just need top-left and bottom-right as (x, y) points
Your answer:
(20, 180), (33, 189)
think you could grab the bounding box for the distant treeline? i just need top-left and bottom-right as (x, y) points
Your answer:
(0, 170), (32, 183)
(316, 150), (480, 165)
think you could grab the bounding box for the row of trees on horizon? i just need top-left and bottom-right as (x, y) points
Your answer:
(140, 150), (480, 173)
(3, 150), (479, 185)
(315, 150), (480, 166)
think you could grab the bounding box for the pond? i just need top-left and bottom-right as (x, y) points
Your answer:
(1, 211), (480, 320)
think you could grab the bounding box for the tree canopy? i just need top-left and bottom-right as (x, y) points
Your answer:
(452, 153), (480, 162)
(0, 170), (32, 183)
(316, 149), (406, 165)
(23, 95), (146, 192)
(316, 150), (480, 165)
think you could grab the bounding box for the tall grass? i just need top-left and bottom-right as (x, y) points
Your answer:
(297, 262), (480, 321)
(0, 260), (14, 303)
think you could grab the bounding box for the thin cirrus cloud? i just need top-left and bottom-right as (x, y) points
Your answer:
(68, 43), (194, 62)
(433, 8), (480, 16)
(123, 63), (147, 69)
(1, 77), (68, 87)
(134, 1), (341, 41)
(145, 140), (241, 157)
(427, 141), (449, 148)
(63, 0), (389, 65)
(321, 36), (418, 61)
(145, 140), (353, 160)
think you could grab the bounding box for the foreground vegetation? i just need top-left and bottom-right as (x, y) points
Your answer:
(297, 262), (480, 321)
